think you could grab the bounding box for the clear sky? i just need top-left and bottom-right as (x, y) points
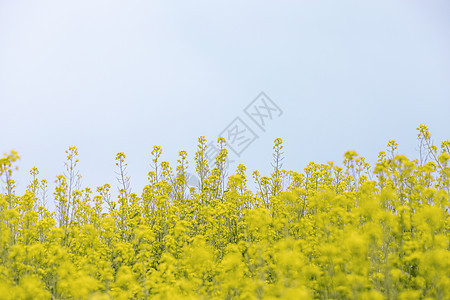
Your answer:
(1, 0), (449, 206)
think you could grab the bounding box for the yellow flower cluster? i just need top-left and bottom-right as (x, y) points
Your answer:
(0, 125), (448, 299)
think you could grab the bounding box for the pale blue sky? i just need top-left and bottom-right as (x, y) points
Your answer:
(1, 0), (449, 203)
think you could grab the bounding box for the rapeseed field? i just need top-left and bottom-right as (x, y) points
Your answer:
(0, 125), (448, 299)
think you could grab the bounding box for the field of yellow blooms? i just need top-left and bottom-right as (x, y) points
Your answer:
(0, 125), (449, 299)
